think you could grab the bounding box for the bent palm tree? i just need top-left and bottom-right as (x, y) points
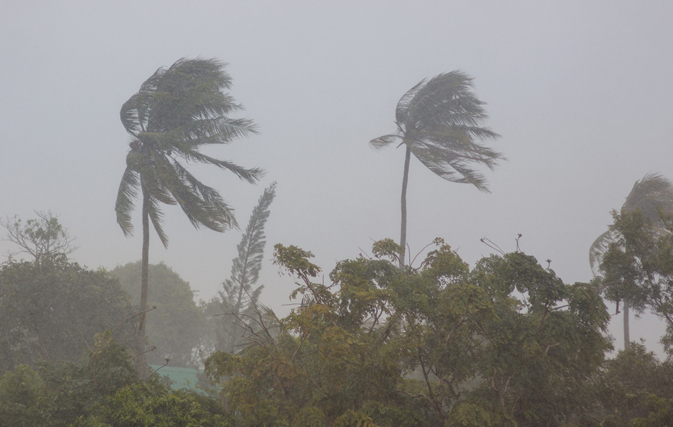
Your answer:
(115, 58), (262, 372)
(370, 71), (503, 265)
(589, 173), (673, 349)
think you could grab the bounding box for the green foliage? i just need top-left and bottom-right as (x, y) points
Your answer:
(0, 331), (140, 427)
(115, 57), (262, 245)
(585, 343), (673, 426)
(206, 183), (277, 354)
(75, 383), (229, 427)
(206, 240), (611, 427)
(110, 261), (204, 367)
(370, 72), (502, 190)
(0, 365), (47, 427)
(0, 258), (136, 374)
(0, 332), (228, 427)
(590, 173), (673, 350)
(599, 209), (673, 352)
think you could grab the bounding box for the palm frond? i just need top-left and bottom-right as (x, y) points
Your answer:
(408, 140), (490, 191)
(623, 173), (673, 222)
(589, 229), (619, 277)
(146, 194), (169, 248)
(369, 134), (400, 150)
(590, 173), (673, 278)
(395, 79), (425, 125)
(388, 71), (502, 190)
(116, 57), (260, 242)
(405, 72), (484, 128)
(115, 166), (140, 237)
(178, 150), (263, 184)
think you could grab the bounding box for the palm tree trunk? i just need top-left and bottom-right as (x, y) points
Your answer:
(136, 189), (150, 375)
(399, 145), (411, 267)
(623, 300), (630, 350)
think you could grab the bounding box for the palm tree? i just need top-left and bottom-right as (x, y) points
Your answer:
(370, 71), (503, 265)
(589, 173), (673, 349)
(115, 58), (262, 373)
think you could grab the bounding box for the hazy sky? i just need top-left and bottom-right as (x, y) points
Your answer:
(2, 1), (672, 356)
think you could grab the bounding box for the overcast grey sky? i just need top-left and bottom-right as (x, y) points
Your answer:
(2, 1), (672, 355)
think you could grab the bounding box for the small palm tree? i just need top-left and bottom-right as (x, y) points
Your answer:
(115, 58), (262, 372)
(590, 173), (673, 349)
(370, 71), (503, 265)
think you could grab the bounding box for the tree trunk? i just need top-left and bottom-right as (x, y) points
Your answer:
(623, 300), (630, 350)
(399, 145), (411, 267)
(136, 189), (150, 376)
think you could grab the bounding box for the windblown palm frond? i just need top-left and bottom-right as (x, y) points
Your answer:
(373, 71), (503, 191)
(115, 58), (262, 247)
(589, 173), (673, 276)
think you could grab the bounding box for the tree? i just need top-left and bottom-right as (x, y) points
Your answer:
(370, 72), (503, 265)
(0, 259), (136, 375)
(1, 211), (76, 265)
(115, 58), (262, 372)
(599, 209), (673, 356)
(590, 343), (673, 426)
(206, 239), (610, 427)
(589, 173), (673, 349)
(206, 182), (277, 354)
(0, 332), (228, 427)
(110, 261), (205, 367)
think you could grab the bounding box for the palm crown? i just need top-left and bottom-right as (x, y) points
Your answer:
(116, 58), (262, 247)
(371, 71), (502, 191)
(589, 173), (673, 276)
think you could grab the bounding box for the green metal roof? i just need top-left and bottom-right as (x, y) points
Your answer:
(149, 364), (203, 392)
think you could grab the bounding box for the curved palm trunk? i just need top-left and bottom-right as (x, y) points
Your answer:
(136, 189), (150, 375)
(623, 301), (630, 349)
(399, 145), (411, 267)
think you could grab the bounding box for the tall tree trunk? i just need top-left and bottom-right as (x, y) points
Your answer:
(623, 300), (630, 350)
(136, 189), (150, 375)
(399, 145), (411, 267)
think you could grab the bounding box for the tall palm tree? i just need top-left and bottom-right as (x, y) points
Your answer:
(115, 58), (262, 372)
(589, 173), (673, 349)
(370, 71), (503, 265)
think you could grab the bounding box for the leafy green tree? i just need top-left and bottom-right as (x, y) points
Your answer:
(370, 72), (503, 265)
(599, 208), (673, 354)
(206, 239), (610, 427)
(206, 182), (277, 354)
(115, 58), (262, 371)
(75, 382), (229, 427)
(0, 331), (228, 427)
(1, 211), (76, 265)
(0, 364), (46, 427)
(0, 331), (139, 427)
(588, 343), (673, 426)
(590, 173), (673, 348)
(0, 258), (136, 375)
(110, 261), (204, 367)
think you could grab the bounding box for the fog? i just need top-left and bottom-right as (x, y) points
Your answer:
(2, 1), (672, 356)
